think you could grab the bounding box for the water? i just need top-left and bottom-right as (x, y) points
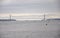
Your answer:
(0, 20), (60, 38)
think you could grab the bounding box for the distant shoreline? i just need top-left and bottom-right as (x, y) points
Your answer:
(0, 18), (60, 21)
(0, 19), (16, 21)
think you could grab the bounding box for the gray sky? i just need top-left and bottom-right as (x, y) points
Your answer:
(0, 0), (59, 14)
(0, 0), (60, 20)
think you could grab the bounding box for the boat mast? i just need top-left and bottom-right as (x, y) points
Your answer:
(44, 13), (47, 26)
(9, 14), (11, 20)
(44, 13), (45, 21)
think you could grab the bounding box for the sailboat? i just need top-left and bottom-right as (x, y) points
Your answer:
(43, 14), (47, 26)
(0, 14), (16, 21)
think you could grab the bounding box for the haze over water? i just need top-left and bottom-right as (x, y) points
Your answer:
(0, 0), (60, 38)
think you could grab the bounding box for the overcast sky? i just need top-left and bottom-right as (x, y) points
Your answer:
(0, 0), (59, 14)
(0, 0), (60, 17)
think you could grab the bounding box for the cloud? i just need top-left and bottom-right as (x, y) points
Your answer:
(0, 0), (12, 5)
(0, 0), (59, 14)
(14, 0), (56, 3)
(0, 0), (57, 5)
